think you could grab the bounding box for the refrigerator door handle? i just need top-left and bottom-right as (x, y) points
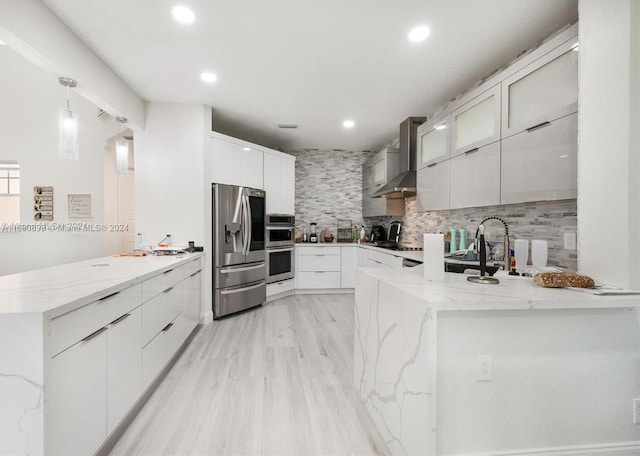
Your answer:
(243, 193), (251, 255)
(220, 263), (265, 274)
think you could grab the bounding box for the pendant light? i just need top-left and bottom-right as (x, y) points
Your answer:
(115, 117), (129, 176)
(58, 77), (78, 161)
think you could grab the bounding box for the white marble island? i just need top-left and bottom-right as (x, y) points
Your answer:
(355, 268), (640, 455)
(0, 253), (204, 455)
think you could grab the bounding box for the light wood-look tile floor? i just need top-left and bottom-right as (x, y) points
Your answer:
(109, 293), (390, 456)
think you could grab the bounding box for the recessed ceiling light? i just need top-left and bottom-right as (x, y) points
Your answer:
(171, 5), (195, 24)
(342, 120), (355, 129)
(200, 72), (217, 83)
(408, 26), (430, 43)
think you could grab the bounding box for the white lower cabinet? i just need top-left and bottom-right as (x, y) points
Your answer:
(295, 246), (352, 290)
(47, 256), (203, 455)
(368, 249), (404, 268)
(142, 313), (184, 389)
(297, 271), (342, 289)
(340, 246), (357, 288)
(182, 271), (202, 338)
(266, 278), (294, 298)
(501, 112), (577, 204)
(50, 328), (108, 456)
(107, 306), (142, 434)
(449, 141), (501, 209)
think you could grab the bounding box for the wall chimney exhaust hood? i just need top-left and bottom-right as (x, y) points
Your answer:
(373, 116), (427, 199)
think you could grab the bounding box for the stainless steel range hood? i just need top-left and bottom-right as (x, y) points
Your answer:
(373, 116), (427, 199)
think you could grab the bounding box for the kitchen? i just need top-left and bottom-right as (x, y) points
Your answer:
(0, 0), (639, 455)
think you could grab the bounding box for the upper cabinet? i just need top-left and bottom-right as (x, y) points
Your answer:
(501, 38), (578, 139)
(211, 134), (264, 189)
(264, 151), (296, 215)
(362, 147), (404, 217)
(451, 84), (501, 157)
(211, 133), (295, 215)
(418, 117), (450, 168)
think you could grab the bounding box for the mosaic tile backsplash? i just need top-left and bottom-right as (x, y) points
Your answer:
(289, 148), (578, 270)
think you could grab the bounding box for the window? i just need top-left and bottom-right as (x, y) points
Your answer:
(0, 161), (20, 224)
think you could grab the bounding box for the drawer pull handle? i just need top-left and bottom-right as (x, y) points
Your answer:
(464, 147), (480, 155)
(82, 326), (107, 343)
(162, 322), (174, 332)
(315, 271), (326, 274)
(315, 254), (325, 257)
(163, 286), (174, 294)
(163, 269), (175, 274)
(108, 313), (131, 327)
(427, 163), (437, 168)
(189, 271), (200, 278)
(526, 121), (551, 133)
(98, 291), (120, 302)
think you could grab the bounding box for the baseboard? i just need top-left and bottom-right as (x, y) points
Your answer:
(295, 288), (355, 295)
(266, 289), (294, 302)
(203, 310), (213, 323)
(460, 441), (640, 456)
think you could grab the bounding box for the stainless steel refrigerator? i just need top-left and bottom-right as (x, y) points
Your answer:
(212, 183), (266, 318)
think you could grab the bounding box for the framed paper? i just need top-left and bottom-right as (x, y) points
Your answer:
(34, 186), (54, 221)
(68, 194), (92, 218)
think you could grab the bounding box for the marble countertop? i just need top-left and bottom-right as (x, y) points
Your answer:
(360, 267), (640, 311)
(0, 252), (204, 316)
(296, 243), (424, 262)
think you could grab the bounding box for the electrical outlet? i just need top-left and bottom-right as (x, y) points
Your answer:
(564, 232), (577, 250)
(633, 398), (640, 424)
(476, 355), (493, 381)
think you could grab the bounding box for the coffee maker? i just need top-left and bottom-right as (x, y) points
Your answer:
(370, 225), (387, 243)
(309, 222), (319, 243)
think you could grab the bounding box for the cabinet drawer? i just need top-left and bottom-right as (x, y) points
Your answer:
(50, 284), (142, 357)
(297, 254), (341, 272)
(142, 313), (184, 390)
(297, 246), (341, 256)
(142, 286), (182, 347)
(368, 250), (403, 268)
(296, 271), (341, 289)
(142, 259), (202, 303)
(266, 279), (294, 297)
(501, 112), (577, 204)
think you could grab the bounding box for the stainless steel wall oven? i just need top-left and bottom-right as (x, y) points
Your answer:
(265, 214), (295, 283)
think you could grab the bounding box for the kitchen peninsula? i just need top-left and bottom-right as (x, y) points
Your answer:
(0, 253), (203, 455)
(355, 268), (640, 455)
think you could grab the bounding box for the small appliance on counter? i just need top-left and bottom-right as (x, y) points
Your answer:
(389, 220), (402, 243)
(309, 222), (319, 243)
(370, 225), (387, 243)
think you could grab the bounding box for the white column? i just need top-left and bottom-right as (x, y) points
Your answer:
(578, 0), (640, 288)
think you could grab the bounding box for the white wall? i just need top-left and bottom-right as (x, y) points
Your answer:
(135, 102), (208, 248)
(578, 0), (640, 289)
(0, 45), (112, 276)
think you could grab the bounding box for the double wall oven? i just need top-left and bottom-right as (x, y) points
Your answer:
(265, 214), (295, 283)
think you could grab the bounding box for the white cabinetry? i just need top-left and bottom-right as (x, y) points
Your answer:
(451, 84), (501, 157)
(418, 117), (450, 167)
(417, 160), (450, 211)
(49, 286), (143, 456)
(264, 151), (296, 214)
(450, 141), (501, 209)
(50, 327), (108, 456)
(367, 249), (404, 268)
(501, 38), (578, 139)
(211, 133), (264, 189)
(297, 246), (341, 289)
(501, 112), (577, 204)
(362, 148), (404, 217)
(107, 307), (142, 434)
(181, 270), (202, 338)
(340, 246), (357, 288)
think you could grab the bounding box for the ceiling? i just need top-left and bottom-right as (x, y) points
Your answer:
(42, 0), (577, 152)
